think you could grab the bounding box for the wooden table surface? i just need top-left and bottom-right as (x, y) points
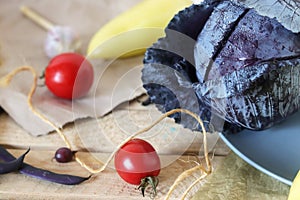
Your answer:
(0, 1), (231, 198)
(0, 1), (293, 199)
(0, 97), (231, 200)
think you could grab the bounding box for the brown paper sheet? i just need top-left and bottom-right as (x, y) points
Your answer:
(0, 0), (145, 136)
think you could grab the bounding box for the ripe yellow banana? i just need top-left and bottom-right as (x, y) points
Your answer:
(87, 0), (192, 59)
(288, 170), (300, 200)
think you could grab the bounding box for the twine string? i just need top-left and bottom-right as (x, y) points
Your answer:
(1, 66), (212, 199)
(0, 66), (72, 149)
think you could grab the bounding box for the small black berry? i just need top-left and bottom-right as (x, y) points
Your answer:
(55, 147), (74, 163)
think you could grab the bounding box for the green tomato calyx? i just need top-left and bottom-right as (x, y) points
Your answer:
(138, 176), (159, 199)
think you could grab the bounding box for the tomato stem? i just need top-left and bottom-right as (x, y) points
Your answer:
(138, 176), (159, 198)
(39, 70), (45, 79)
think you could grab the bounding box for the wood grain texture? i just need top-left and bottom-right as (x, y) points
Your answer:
(0, 99), (230, 155)
(0, 98), (230, 199)
(0, 150), (225, 199)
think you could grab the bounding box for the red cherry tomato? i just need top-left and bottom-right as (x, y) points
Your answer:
(45, 53), (94, 99)
(114, 139), (160, 196)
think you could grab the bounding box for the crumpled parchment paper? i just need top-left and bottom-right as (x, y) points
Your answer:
(191, 153), (290, 200)
(0, 0), (145, 136)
